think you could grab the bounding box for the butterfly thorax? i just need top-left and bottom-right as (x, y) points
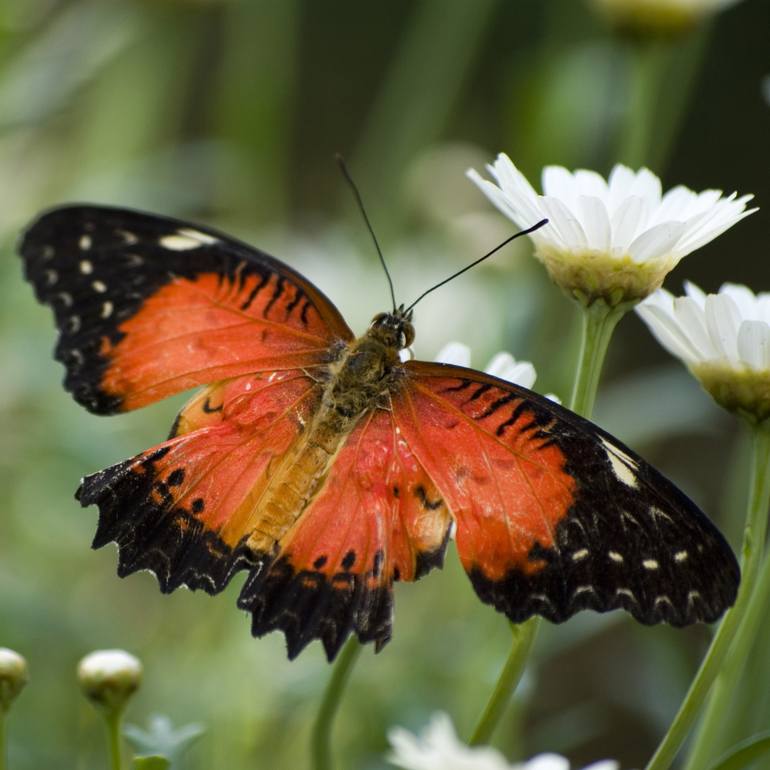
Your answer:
(325, 312), (411, 416)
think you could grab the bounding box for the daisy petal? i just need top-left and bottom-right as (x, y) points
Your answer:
(435, 342), (471, 368)
(737, 320), (770, 370)
(627, 221), (687, 263)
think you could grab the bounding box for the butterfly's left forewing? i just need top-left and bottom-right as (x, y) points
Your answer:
(395, 361), (739, 627)
(21, 205), (354, 414)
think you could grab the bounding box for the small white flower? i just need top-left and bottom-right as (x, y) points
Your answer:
(0, 648), (29, 711)
(387, 712), (618, 770)
(590, 0), (744, 35)
(78, 649), (142, 712)
(435, 342), (560, 403)
(637, 282), (770, 423)
(467, 155), (755, 307)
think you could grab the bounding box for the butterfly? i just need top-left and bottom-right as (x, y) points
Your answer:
(20, 204), (739, 661)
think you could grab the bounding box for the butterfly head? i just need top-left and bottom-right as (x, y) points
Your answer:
(369, 305), (415, 351)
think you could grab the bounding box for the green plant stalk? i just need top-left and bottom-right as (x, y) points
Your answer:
(105, 709), (124, 770)
(469, 300), (626, 745)
(0, 712), (6, 770)
(617, 41), (668, 168)
(685, 550), (770, 769)
(469, 620), (539, 745)
(680, 427), (770, 770)
(570, 301), (626, 418)
(645, 425), (770, 770)
(311, 638), (362, 770)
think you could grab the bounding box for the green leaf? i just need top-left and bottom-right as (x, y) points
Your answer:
(124, 714), (205, 764)
(709, 732), (770, 770)
(133, 757), (171, 770)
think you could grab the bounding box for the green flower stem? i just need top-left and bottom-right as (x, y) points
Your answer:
(618, 41), (668, 168)
(684, 544), (770, 770)
(469, 620), (539, 745)
(646, 425), (770, 770)
(570, 301), (626, 418)
(469, 299), (626, 745)
(105, 710), (124, 770)
(0, 712), (6, 770)
(311, 638), (362, 770)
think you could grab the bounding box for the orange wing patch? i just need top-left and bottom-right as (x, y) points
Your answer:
(398, 365), (576, 582)
(100, 271), (344, 411)
(78, 370), (322, 592)
(238, 408), (453, 660)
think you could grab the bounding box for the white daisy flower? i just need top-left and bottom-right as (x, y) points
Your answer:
(467, 155), (755, 307)
(435, 342), (560, 403)
(637, 282), (770, 423)
(590, 0), (745, 35)
(387, 712), (618, 770)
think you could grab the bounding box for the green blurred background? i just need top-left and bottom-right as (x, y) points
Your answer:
(1, 1), (769, 768)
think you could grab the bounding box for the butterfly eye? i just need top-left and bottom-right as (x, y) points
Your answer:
(401, 322), (415, 349)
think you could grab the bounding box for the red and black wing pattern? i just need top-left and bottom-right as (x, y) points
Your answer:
(77, 370), (323, 594)
(238, 407), (453, 660)
(20, 205), (353, 414)
(395, 362), (739, 628)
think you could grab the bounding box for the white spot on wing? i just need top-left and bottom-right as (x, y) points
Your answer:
(79, 234), (92, 250)
(159, 228), (218, 251)
(92, 280), (107, 293)
(79, 260), (93, 274)
(643, 558), (659, 570)
(573, 585), (595, 596)
(608, 551), (624, 563)
(600, 437), (638, 488)
(529, 593), (555, 610)
(571, 548), (589, 562)
(100, 301), (114, 319)
(45, 269), (58, 285)
(674, 550), (688, 563)
(116, 229), (139, 244)
(616, 587), (636, 602)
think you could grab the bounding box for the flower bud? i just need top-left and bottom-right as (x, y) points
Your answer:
(0, 648), (28, 713)
(77, 649), (142, 713)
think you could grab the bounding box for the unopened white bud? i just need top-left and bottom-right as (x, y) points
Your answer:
(0, 648), (28, 713)
(77, 649), (142, 713)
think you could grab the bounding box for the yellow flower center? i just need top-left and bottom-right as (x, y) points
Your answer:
(693, 362), (770, 424)
(535, 245), (676, 307)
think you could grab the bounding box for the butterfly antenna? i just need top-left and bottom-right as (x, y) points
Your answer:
(336, 154), (397, 313)
(404, 219), (548, 313)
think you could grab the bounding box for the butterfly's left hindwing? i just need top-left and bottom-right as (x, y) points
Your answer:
(78, 370), (323, 593)
(20, 205), (353, 414)
(397, 362), (739, 628)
